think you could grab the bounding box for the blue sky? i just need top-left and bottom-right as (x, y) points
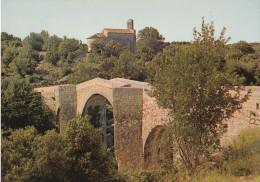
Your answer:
(1, 0), (260, 43)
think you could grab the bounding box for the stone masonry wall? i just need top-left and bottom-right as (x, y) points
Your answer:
(113, 87), (144, 172)
(34, 86), (59, 113)
(221, 86), (260, 146)
(57, 85), (77, 133)
(142, 92), (170, 149)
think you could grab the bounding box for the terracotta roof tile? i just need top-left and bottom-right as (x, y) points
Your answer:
(96, 33), (106, 37)
(103, 28), (134, 34)
(87, 33), (106, 39)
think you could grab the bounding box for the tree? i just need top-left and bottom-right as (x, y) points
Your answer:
(90, 40), (105, 54)
(1, 127), (40, 182)
(1, 46), (19, 66)
(98, 56), (117, 79)
(112, 50), (140, 80)
(105, 40), (126, 57)
(58, 38), (80, 59)
(231, 41), (255, 55)
(45, 51), (60, 65)
(17, 45), (40, 62)
(224, 41), (260, 86)
(63, 116), (116, 181)
(151, 18), (247, 171)
(147, 42), (183, 80)
(1, 75), (55, 132)
(1, 32), (17, 41)
(43, 35), (62, 52)
(39, 30), (50, 47)
(137, 27), (165, 62)
(9, 57), (37, 76)
(23, 32), (44, 51)
(1, 116), (116, 182)
(68, 61), (100, 84)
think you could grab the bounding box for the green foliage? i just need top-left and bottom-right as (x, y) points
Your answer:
(151, 18), (246, 171)
(58, 38), (80, 59)
(63, 116), (116, 181)
(39, 30), (50, 46)
(1, 32), (23, 76)
(68, 61), (99, 84)
(224, 41), (260, 85)
(1, 116), (116, 182)
(106, 40), (126, 57)
(1, 46), (19, 66)
(43, 35), (62, 52)
(232, 41), (255, 55)
(68, 43), (144, 84)
(112, 50), (140, 80)
(1, 127), (40, 182)
(98, 56), (118, 79)
(251, 42), (260, 55)
(45, 51), (60, 65)
(23, 32), (44, 51)
(130, 170), (166, 182)
(1, 75), (55, 132)
(137, 27), (165, 62)
(186, 128), (260, 182)
(9, 57), (37, 76)
(1, 32), (22, 50)
(2, 29), (260, 87)
(90, 40), (105, 54)
(220, 128), (260, 176)
(17, 44), (40, 62)
(146, 42), (182, 80)
(87, 106), (102, 128)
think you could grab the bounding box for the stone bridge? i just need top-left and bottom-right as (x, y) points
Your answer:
(35, 78), (260, 172)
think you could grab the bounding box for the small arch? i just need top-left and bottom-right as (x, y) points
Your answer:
(144, 125), (172, 169)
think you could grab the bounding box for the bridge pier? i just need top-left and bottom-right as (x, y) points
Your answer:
(56, 85), (77, 133)
(113, 87), (144, 172)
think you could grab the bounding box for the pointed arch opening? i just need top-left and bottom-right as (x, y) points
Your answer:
(82, 94), (117, 169)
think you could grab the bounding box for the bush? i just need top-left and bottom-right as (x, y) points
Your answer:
(221, 128), (260, 176)
(1, 75), (55, 132)
(1, 116), (117, 182)
(130, 170), (166, 182)
(45, 51), (60, 65)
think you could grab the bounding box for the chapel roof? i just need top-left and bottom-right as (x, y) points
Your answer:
(87, 28), (134, 39)
(103, 28), (134, 34)
(87, 33), (106, 39)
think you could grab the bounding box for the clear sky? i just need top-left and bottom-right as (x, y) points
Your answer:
(1, 0), (260, 44)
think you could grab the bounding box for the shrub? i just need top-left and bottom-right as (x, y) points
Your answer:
(1, 116), (116, 182)
(221, 127), (260, 176)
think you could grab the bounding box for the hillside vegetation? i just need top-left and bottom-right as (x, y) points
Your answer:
(2, 29), (260, 88)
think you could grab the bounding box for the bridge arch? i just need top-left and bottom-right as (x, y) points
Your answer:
(81, 93), (117, 168)
(81, 93), (113, 117)
(76, 81), (113, 116)
(144, 125), (172, 169)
